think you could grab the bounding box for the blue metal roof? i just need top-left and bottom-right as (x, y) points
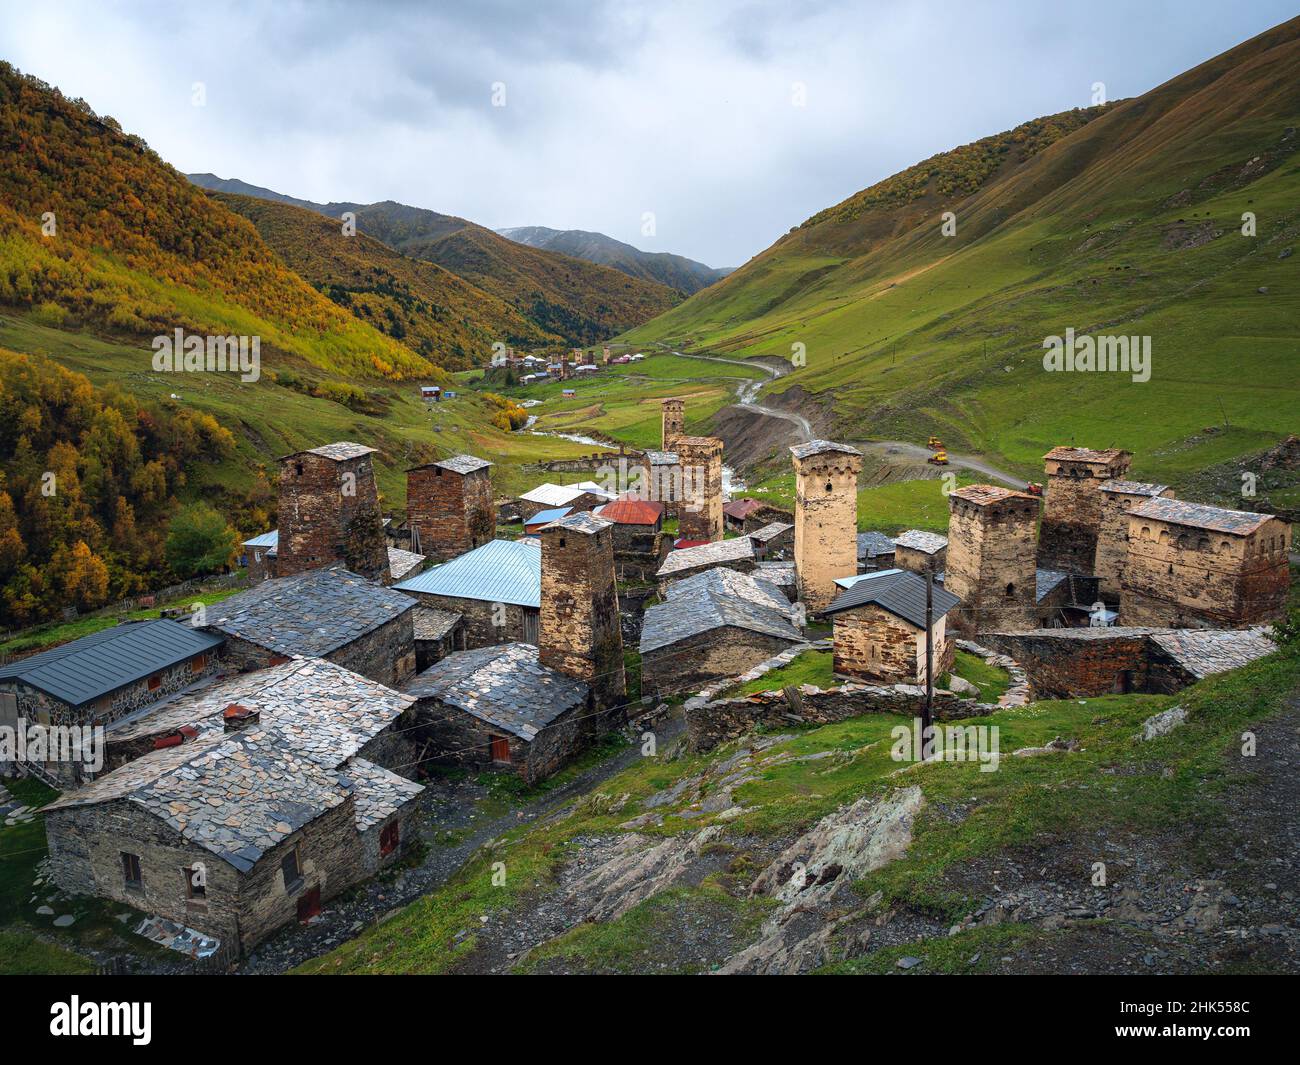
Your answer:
(242, 529), (279, 549)
(393, 539), (541, 609)
(524, 506), (572, 528)
(0, 619), (224, 707)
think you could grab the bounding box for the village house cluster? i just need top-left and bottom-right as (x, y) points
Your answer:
(0, 391), (1290, 960)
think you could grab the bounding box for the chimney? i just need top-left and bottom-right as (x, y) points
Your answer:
(223, 703), (260, 732)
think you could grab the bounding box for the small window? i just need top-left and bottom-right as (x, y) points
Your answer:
(490, 735), (512, 764)
(281, 847), (303, 890)
(147, 674), (162, 692)
(1004, 583), (1015, 598)
(379, 820), (400, 857)
(121, 852), (142, 890)
(825, 481), (833, 492)
(185, 864), (206, 899)
(559, 537), (566, 548)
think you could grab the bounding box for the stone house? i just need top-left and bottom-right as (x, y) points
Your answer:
(824, 569), (959, 684)
(0, 619), (224, 786)
(241, 529), (278, 582)
(857, 531), (897, 573)
(891, 529), (947, 575)
(656, 536), (757, 589)
(640, 568), (803, 694)
(394, 538), (541, 647)
(1120, 498), (1291, 627)
(405, 454), (494, 562)
(594, 499), (668, 581)
(791, 440), (863, 611)
(42, 658), (423, 954)
(403, 643), (589, 785)
(1094, 480), (1175, 600)
(203, 565), (417, 687)
(517, 482), (611, 522)
(748, 521), (794, 561)
(276, 442), (390, 583)
(722, 498), (765, 534)
(238, 527), (419, 587)
(1038, 446), (1132, 575)
(385, 547), (426, 585)
(944, 484), (1041, 635)
(412, 607), (465, 672)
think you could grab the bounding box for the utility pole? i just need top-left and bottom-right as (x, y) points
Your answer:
(922, 562), (934, 759)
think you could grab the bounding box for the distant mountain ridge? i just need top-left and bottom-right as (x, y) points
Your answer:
(186, 175), (680, 345)
(497, 225), (730, 294)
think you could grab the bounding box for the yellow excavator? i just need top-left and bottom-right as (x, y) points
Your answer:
(928, 449), (949, 465)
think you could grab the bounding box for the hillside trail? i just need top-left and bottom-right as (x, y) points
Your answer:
(653, 344), (1026, 489)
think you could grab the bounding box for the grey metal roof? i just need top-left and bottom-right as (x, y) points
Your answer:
(1128, 496), (1274, 535)
(207, 565), (415, 658)
(857, 531), (896, 559)
(823, 568), (960, 627)
(394, 538), (541, 608)
(790, 439), (861, 460)
(893, 529), (947, 554)
(523, 506), (571, 527)
(0, 620), (224, 708)
(403, 643), (588, 740)
(1035, 568), (1070, 602)
(641, 569), (802, 654)
(242, 529), (279, 549)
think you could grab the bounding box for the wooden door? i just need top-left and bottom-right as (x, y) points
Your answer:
(490, 735), (511, 763)
(296, 885), (321, 923)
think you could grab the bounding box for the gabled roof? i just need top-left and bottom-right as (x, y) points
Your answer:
(0, 620), (224, 708)
(595, 499), (665, 525)
(1035, 568), (1070, 602)
(823, 568), (960, 627)
(403, 643), (588, 740)
(387, 547), (426, 582)
(519, 483), (591, 506)
(411, 607), (462, 641)
(641, 568), (801, 654)
(523, 506), (572, 528)
(424, 454), (493, 475)
(749, 521), (793, 544)
(1043, 446), (1129, 465)
(893, 529), (947, 554)
(545, 511), (613, 536)
(242, 529), (279, 549)
(206, 565), (414, 658)
(790, 439), (861, 460)
(723, 498), (765, 520)
(644, 450), (680, 466)
(656, 536), (755, 577)
(857, 531), (896, 559)
(950, 484), (1039, 508)
(1099, 479), (1170, 497)
(1128, 496), (1275, 536)
(282, 441), (377, 462)
(394, 539), (541, 608)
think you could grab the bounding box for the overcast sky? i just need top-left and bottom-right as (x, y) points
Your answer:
(1, 1), (1293, 267)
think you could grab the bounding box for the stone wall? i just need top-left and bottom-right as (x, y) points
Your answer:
(675, 436), (724, 543)
(1120, 514), (1291, 627)
(1096, 486), (1175, 600)
(401, 591), (537, 649)
(978, 628), (1154, 698)
(832, 605), (953, 684)
(412, 696), (586, 785)
(793, 448), (862, 611)
(1038, 451), (1131, 574)
(277, 451), (389, 582)
(945, 488), (1040, 634)
(894, 543), (945, 576)
(642, 626), (802, 696)
(407, 464), (494, 562)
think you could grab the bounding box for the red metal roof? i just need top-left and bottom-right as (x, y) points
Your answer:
(723, 498), (765, 519)
(595, 499), (664, 525)
(673, 538), (710, 549)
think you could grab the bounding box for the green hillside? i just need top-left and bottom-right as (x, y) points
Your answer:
(622, 18), (1300, 487)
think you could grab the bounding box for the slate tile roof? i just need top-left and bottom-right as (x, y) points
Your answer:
(656, 536), (755, 577)
(387, 547), (426, 582)
(644, 450), (680, 466)
(548, 511), (613, 536)
(749, 521), (793, 544)
(893, 529), (948, 554)
(789, 439), (861, 460)
(757, 561), (796, 587)
(343, 758), (425, 831)
(0, 620), (224, 708)
(394, 539), (541, 608)
(285, 442), (377, 462)
(823, 568), (960, 628)
(640, 568), (802, 654)
(428, 454), (493, 475)
(1128, 496), (1276, 536)
(1043, 446), (1129, 465)
(951, 484), (1039, 507)
(1035, 568), (1070, 602)
(1149, 627), (1276, 679)
(411, 607), (462, 641)
(857, 531), (896, 559)
(207, 565), (415, 658)
(403, 643), (589, 740)
(1099, 480), (1170, 497)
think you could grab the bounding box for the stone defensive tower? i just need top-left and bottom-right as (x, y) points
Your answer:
(538, 511), (626, 714)
(945, 484), (1040, 634)
(791, 440), (863, 611)
(406, 454), (494, 561)
(675, 436), (724, 543)
(1094, 480), (1173, 600)
(641, 450), (682, 519)
(661, 397), (685, 450)
(277, 442), (390, 582)
(1038, 446), (1132, 574)
(1121, 498), (1291, 627)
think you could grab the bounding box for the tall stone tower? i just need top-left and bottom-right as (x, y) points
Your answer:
(538, 511), (626, 715)
(1038, 446), (1132, 574)
(1094, 479), (1173, 600)
(661, 397), (685, 450)
(675, 436), (724, 543)
(791, 440), (862, 611)
(406, 454), (494, 561)
(277, 442), (390, 582)
(945, 484), (1040, 634)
